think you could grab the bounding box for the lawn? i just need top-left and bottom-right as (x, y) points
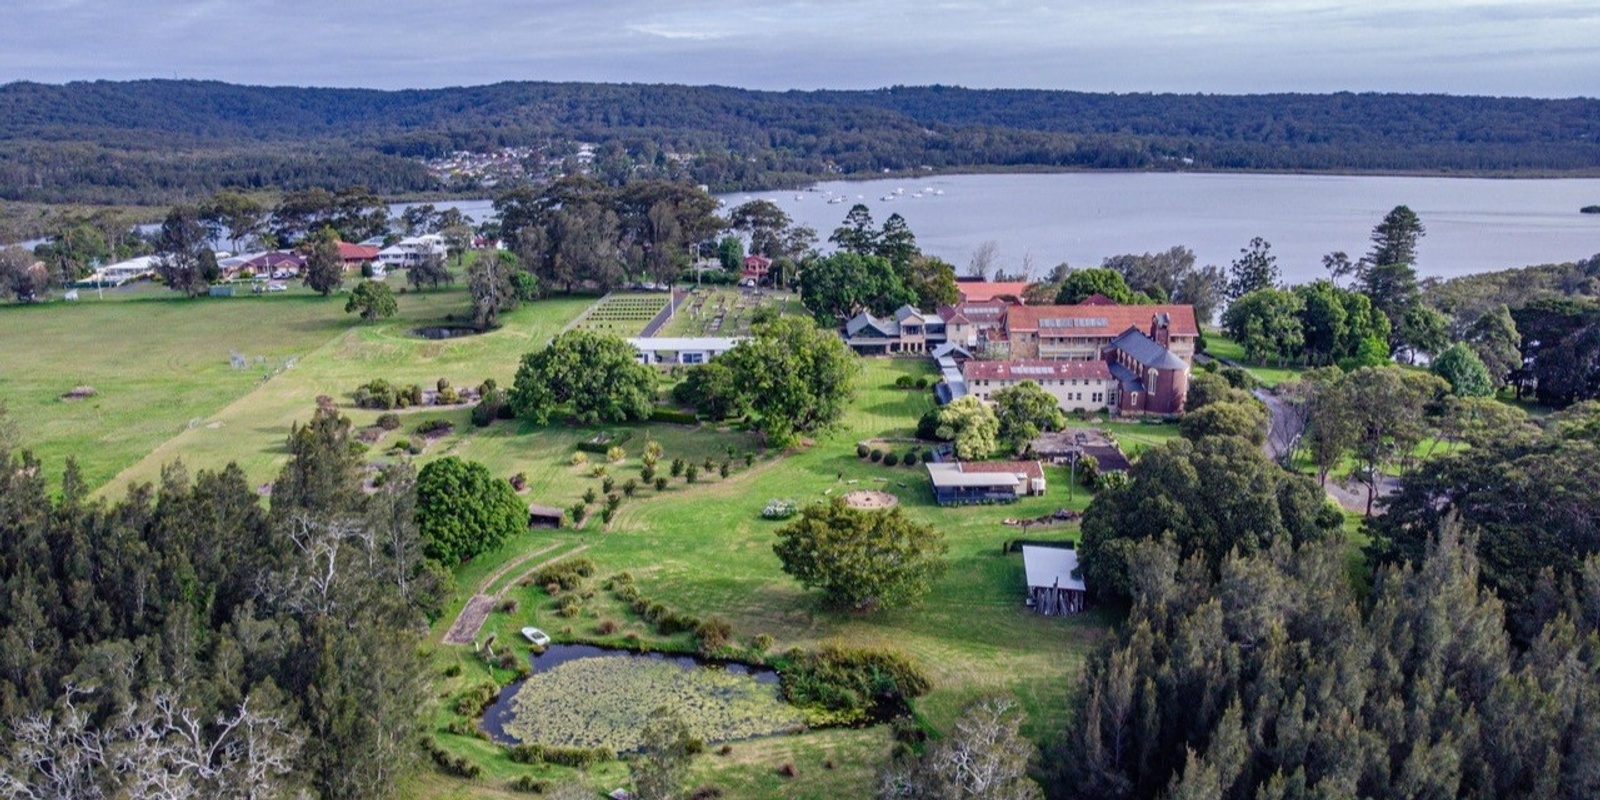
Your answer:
(1203, 333), (1306, 387)
(415, 356), (1114, 798)
(653, 286), (803, 338)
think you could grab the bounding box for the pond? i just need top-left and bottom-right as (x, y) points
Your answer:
(412, 325), (483, 340)
(479, 644), (802, 752)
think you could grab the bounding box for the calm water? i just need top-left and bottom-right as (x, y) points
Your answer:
(731, 173), (1600, 283)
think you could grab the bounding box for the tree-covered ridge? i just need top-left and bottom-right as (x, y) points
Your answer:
(3, 80), (1600, 204)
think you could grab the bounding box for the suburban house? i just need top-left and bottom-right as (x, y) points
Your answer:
(627, 337), (743, 365)
(377, 234), (446, 269)
(223, 251), (306, 279)
(337, 242), (381, 271)
(843, 305), (948, 355)
(926, 460), (1046, 505)
(1002, 303), (1199, 363)
(82, 255), (158, 287)
(740, 255), (771, 286)
(955, 280), (1031, 305)
(963, 359), (1117, 412)
(1022, 545), (1087, 615)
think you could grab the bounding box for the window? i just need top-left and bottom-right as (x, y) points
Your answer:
(682, 352), (705, 364)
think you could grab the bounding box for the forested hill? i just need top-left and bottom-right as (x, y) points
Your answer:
(3, 79), (1599, 204)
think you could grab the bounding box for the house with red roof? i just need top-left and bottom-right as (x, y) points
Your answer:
(955, 280), (1032, 305)
(740, 255), (771, 286)
(337, 242), (381, 271)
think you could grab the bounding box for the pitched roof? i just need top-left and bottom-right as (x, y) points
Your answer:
(845, 310), (898, 337)
(957, 281), (1032, 304)
(894, 305), (924, 323)
(962, 359), (1112, 382)
(937, 301), (1009, 326)
(743, 255), (771, 269)
(1109, 327), (1189, 370)
(957, 459), (1046, 482)
(1005, 303), (1199, 338)
(337, 242), (380, 261)
(1022, 545), (1085, 591)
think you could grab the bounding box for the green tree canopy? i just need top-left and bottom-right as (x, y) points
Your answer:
(799, 251), (914, 322)
(1055, 267), (1136, 305)
(1221, 288), (1305, 365)
(1431, 342), (1494, 397)
(415, 456), (525, 565)
(1225, 236), (1279, 300)
(153, 204), (215, 297)
(343, 279), (397, 321)
(1465, 303), (1521, 388)
(670, 360), (749, 421)
(511, 330), (657, 425)
(1367, 204), (1425, 268)
(772, 498), (948, 612)
(301, 227), (344, 296)
(719, 316), (861, 447)
(935, 396), (999, 460)
(990, 381), (1065, 455)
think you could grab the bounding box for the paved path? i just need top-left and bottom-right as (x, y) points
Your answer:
(1255, 387), (1394, 515)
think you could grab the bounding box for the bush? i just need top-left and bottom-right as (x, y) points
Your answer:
(510, 472), (528, 491)
(671, 457), (686, 477)
(640, 464), (656, 482)
(570, 451), (588, 466)
(654, 477), (669, 492)
(719, 461), (731, 478)
(856, 443), (870, 458)
(353, 378), (400, 410)
(762, 499), (798, 520)
(870, 449), (884, 463)
(416, 419), (453, 437)
(697, 617), (734, 653)
(622, 479), (638, 497)
(472, 389), (508, 427)
(532, 558), (595, 591)
(751, 633), (775, 653)
(455, 682), (499, 717)
(916, 407), (947, 441)
(882, 452), (900, 467)
(582, 487), (598, 505)
(914, 377), (929, 390)
(437, 377), (451, 392)
(895, 375), (914, 389)
(390, 437), (412, 452)
(602, 476), (616, 494)
(437, 387), (460, 405)
(557, 594), (582, 617)
(376, 412), (401, 430)
(606, 446), (626, 463)
(539, 745), (614, 769)
(776, 645), (932, 724)
(570, 503), (587, 524)
(685, 464), (699, 484)
(902, 451), (919, 466)
(649, 406), (700, 425)
(595, 619), (619, 635)
(508, 776), (548, 793)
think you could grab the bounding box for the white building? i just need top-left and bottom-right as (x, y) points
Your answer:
(627, 337), (744, 365)
(377, 235), (446, 269)
(1022, 545), (1087, 615)
(84, 255), (159, 286)
(962, 359), (1117, 413)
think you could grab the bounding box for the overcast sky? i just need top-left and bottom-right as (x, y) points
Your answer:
(2, 1), (1596, 97)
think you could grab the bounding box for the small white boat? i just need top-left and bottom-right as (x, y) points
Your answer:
(912, 192), (923, 198)
(521, 627), (551, 646)
(828, 196), (845, 204)
(933, 189), (945, 196)
(794, 194), (804, 201)
(880, 194), (895, 201)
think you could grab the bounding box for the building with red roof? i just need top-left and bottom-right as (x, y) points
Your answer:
(337, 242), (381, 270)
(955, 280), (1032, 304)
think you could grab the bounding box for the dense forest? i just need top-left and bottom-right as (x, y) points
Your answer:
(2, 80), (1599, 204)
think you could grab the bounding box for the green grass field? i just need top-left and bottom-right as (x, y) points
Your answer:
(1202, 333), (1308, 387)
(2, 288), (1115, 799)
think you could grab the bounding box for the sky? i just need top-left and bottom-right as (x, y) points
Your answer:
(1, 1), (1597, 97)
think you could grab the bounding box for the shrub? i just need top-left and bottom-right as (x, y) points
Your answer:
(622, 478), (638, 496)
(570, 503), (587, 524)
(606, 493), (622, 510)
(606, 445), (626, 463)
(602, 476), (616, 494)
(497, 598), (518, 613)
(690, 786), (724, 800)
(532, 557), (595, 590)
(390, 437), (412, 452)
(883, 452), (899, 467)
(570, 451), (588, 466)
(719, 461), (731, 478)
(914, 377), (929, 390)
(870, 449), (884, 463)
(353, 378), (399, 410)
(777, 763), (797, 778)
(582, 487), (598, 505)
(441, 663), (463, 678)
(437, 386), (460, 405)
(744, 452), (755, 467)
(600, 507), (615, 525)
(640, 464), (656, 482)
(576, 430), (634, 454)
(776, 645), (932, 724)
(903, 451), (919, 466)
(671, 458), (686, 477)
(472, 390), (508, 427)
(557, 594), (582, 617)
(455, 682), (499, 717)
(654, 477), (669, 492)
(703, 457), (716, 472)
(510, 472), (528, 491)
(539, 745), (614, 769)
(762, 499), (798, 520)
(416, 419), (453, 437)
(508, 776), (548, 793)
(595, 619), (619, 635)
(697, 617), (734, 653)
(685, 464), (699, 484)
(856, 443), (870, 458)
(649, 406), (700, 425)
(645, 439), (664, 460)
(376, 412), (401, 430)
(894, 375), (914, 388)
(589, 464), (607, 478)
(751, 633), (775, 653)
(407, 440), (424, 455)
(916, 407), (946, 441)
(406, 384), (424, 406)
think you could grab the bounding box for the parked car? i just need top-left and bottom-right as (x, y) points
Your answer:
(266, 282), (287, 292)
(520, 627), (550, 646)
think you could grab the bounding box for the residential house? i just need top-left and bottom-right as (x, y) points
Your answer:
(926, 460), (1046, 505)
(627, 337), (743, 365)
(81, 255), (157, 287)
(377, 234), (446, 270)
(936, 301), (1009, 349)
(740, 255), (771, 286)
(337, 242), (381, 272)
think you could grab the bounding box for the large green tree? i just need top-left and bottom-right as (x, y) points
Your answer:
(343, 279), (397, 321)
(469, 250), (517, 328)
(302, 228), (344, 296)
(772, 498), (948, 612)
(991, 381), (1065, 455)
(1225, 236), (1279, 300)
(720, 316), (861, 447)
(415, 456), (524, 564)
(511, 330), (657, 425)
(1221, 288), (1304, 365)
(153, 204), (217, 297)
(936, 396), (1000, 460)
(1465, 303), (1522, 388)
(671, 360), (748, 421)
(1367, 204), (1425, 268)
(1055, 267), (1137, 305)
(799, 251), (914, 321)
(1431, 342), (1494, 397)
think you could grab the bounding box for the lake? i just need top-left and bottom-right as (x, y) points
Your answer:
(411, 173), (1600, 284)
(729, 173), (1600, 284)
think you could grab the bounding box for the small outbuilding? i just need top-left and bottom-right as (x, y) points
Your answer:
(527, 504), (565, 529)
(1022, 545), (1086, 615)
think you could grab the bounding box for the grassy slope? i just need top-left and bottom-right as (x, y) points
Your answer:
(416, 358), (1116, 798)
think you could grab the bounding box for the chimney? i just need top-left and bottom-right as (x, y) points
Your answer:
(1150, 313), (1171, 348)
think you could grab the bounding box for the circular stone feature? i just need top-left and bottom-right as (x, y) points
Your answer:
(843, 490), (899, 509)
